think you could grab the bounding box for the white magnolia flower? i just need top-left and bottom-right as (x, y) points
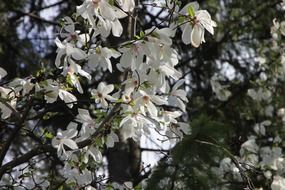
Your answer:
(77, 0), (127, 37)
(271, 176), (285, 190)
(0, 87), (17, 119)
(84, 146), (103, 163)
(134, 90), (167, 117)
(55, 38), (86, 68)
(8, 78), (34, 96)
(76, 109), (96, 140)
(146, 27), (176, 46)
(42, 80), (77, 108)
(117, 0), (135, 12)
(106, 131), (119, 148)
(52, 122), (79, 157)
(63, 60), (91, 94)
(120, 105), (155, 140)
(91, 82), (117, 108)
(60, 16), (90, 45)
(148, 59), (182, 92)
(77, 0), (126, 22)
(167, 79), (188, 112)
(88, 46), (120, 72)
(43, 80), (60, 104)
(76, 108), (95, 128)
(118, 41), (146, 71)
(165, 122), (190, 140)
(59, 89), (77, 108)
(0, 67), (7, 80)
(180, 2), (217, 47)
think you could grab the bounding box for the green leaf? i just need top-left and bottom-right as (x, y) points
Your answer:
(187, 6), (195, 18)
(44, 131), (54, 139)
(140, 31), (145, 38)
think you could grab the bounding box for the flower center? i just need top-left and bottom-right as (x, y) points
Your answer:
(143, 95), (150, 103)
(133, 80), (138, 87)
(92, 0), (101, 7)
(98, 92), (103, 98)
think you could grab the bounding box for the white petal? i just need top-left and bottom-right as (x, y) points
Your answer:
(172, 79), (185, 91)
(104, 84), (114, 94)
(59, 90), (77, 108)
(191, 24), (204, 48)
(0, 67), (7, 80)
(182, 24), (192, 45)
(106, 135), (114, 148)
(63, 139), (78, 150)
(146, 101), (157, 117)
(88, 146), (103, 162)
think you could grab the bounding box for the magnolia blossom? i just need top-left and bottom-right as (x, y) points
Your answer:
(271, 176), (285, 190)
(134, 90), (167, 117)
(83, 146), (103, 163)
(91, 82), (117, 108)
(118, 41), (146, 71)
(0, 87), (17, 119)
(117, 0), (135, 12)
(76, 109), (96, 141)
(43, 79), (77, 108)
(62, 60), (91, 93)
(52, 122), (79, 157)
(88, 46), (120, 72)
(55, 38), (86, 68)
(120, 105), (154, 140)
(106, 131), (119, 148)
(60, 16), (90, 45)
(180, 2), (217, 47)
(9, 78), (34, 96)
(77, 0), (127, 37)
(167, 79), (188, 112)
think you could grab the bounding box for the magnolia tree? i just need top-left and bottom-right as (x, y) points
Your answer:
(0, 0), (217, 189)
(212, 13), (285, 190)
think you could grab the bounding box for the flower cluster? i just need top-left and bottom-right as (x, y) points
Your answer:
(0, 1), (216, 189)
